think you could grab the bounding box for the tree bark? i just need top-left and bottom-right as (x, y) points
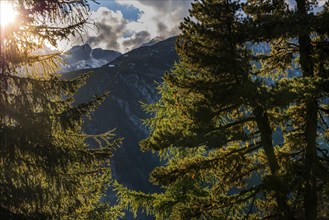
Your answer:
(296, 1), (318, 219)
(254, 106), (295, 219)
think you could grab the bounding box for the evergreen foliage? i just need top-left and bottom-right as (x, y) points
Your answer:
(0, 1), (122, 219)
(117, 0), (329, 219)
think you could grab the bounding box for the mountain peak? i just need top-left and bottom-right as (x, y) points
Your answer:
(61, 45), (121, 72)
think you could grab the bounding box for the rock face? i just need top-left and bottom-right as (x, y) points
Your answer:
(63, 37), (178, 193)
(61, 44), (122, 72)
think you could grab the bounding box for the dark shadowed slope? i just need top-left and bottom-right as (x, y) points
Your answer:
(63, 37), (178, 192)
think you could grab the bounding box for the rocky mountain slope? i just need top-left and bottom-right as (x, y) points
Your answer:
(63, 37), (178, 192)
(61, 44), (122, 72)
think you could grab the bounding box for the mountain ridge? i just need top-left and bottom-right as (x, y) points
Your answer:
(61, 44), (122, 72)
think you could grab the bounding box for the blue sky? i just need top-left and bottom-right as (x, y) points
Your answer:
(88, 0), (141, 20)
(68, 0), (193, 52)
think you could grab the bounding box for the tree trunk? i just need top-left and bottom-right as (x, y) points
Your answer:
(254, 106), (295, 219)
(296, 1), (318, 219)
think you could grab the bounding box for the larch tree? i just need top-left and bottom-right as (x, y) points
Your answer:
(0, 0), (122, 219)
(116, 0), (329, 219)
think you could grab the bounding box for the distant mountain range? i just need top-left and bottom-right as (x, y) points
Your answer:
(62, 37), (179, 197)
(61, 37), (168, 73)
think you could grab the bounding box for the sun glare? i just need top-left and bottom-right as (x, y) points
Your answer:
(0, 1), (18, 27)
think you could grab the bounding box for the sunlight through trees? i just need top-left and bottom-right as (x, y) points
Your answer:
(0, 1), (122, 219)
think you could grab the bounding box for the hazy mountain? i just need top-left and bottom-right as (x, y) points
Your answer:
(62, 37), (178, 194)
(60, 44), (121, 72)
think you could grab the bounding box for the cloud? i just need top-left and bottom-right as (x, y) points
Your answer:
(63, 1), (193, 52)
(122, 31), (151, 48)
(67, 7), (152, 52)
(117, 0), (193, 38)
(87, 8), (128, 51)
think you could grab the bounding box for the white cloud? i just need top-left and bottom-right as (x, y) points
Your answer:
(61, 1), (192, 53)
(61, 7), (148, 52)
(116, 0), (192, 38)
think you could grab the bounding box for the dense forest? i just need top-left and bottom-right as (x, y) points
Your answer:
(1, 0), (329, 220)
(117, 0), (329, 219)
(0, 0), (122, 219)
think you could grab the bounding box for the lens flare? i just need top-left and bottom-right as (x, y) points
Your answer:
(0, 1), (18, 27)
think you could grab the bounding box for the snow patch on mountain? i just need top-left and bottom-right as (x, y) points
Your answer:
(60, 44), (121, 72)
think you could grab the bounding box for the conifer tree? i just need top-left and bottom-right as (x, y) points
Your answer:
(117, 0), (329, 219)
(0, 0), (122, 219)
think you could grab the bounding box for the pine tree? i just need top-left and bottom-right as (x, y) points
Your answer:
(0, 1), (122, 219)
(117, 0), (329, 219)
